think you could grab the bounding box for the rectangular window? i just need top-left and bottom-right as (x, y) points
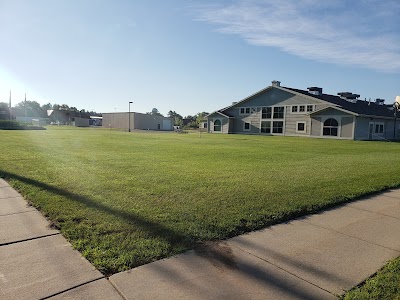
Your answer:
(375, 123), (384, 134)
(240, 108), (245, 114)
(292, 106), (298, 113)
(245, 107), (250, 114)
(261, 107), (272, 119)
(244, 122), (250, 131)
(296, 122), (306, 132)
(307, 105), (313, 112)
(272, 121), (283, 133)
(299, 105), (305, 112)
(251, 107), (257, 114)
(273, 107), (284, 119)
(261, 121), (271, 133)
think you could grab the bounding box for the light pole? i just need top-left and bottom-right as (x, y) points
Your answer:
(128, 101), (133, 132)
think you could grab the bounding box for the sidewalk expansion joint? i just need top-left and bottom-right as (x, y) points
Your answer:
(0, 232), (61, 247)
(107, 277), (129, 300)
(299, 219), (400, 254)
(230, 243), (336, 297)
(0, 209), (37, 217)
(347, 205), (400, 220)
(39, 276), (105, 300)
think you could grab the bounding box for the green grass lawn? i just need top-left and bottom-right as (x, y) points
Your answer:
(1, 127), (400, 276)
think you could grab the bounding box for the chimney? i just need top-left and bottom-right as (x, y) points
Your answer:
(307, 87), (323, 96)
(271, 80), (281, 87)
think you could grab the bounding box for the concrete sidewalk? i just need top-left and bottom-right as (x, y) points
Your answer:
(1, 178), (400, 299)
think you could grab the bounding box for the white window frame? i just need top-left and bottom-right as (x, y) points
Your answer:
(213, 118), (222, 132)
(272, 121), (284, 134)
(260, 120), (271, 134)
(243, 121), (251, 131)
(261, 107), (272, 119)
(321, 117), (341, 137)
(291, 104), (315, 114)
(296, 121), (307, 133)
(239, 108), (245, 115)
(273, 106), (285, 119)
(374, 122), (384, 134)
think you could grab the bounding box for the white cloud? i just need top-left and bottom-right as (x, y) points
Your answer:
(194, 0), (400, 72)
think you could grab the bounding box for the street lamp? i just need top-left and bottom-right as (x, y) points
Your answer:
(128, 101), (133, 132)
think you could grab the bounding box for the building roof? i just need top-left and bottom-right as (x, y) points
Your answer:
(282, 87), (395, 118)
(207, 83), (396, 119)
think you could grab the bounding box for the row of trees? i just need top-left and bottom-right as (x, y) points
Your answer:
(0, 101), (101, 120)
(145, 108), (209, 128)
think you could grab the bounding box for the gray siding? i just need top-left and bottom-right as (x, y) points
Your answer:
(285, 114), (310, 136)
(102, 113), (130, 130)
(341, 117), (354, 138)
(354, 117), (397, 140)
(209, 117), (229, 134)
(311, 117), (322, 136)
(311, 109), (354, 139)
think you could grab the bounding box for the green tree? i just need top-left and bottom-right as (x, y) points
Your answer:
(12, 101), (47, 118)
(147, 108), (163, 116)
(0, 102), (11, 120)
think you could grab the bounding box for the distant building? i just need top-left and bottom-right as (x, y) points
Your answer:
(102, 112), (173, 131)
(47, 109), (76, 124)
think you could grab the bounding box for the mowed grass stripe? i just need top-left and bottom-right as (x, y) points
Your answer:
(1, 126), (399, 274)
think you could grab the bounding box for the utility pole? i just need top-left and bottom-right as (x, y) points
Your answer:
(24, 93), (27, 123)
(128, 101), (133, 132)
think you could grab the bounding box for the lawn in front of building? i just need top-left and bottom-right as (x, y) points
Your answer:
(1, 127), (399, 275)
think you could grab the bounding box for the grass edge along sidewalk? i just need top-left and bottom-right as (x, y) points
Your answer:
(343, 256), (400, 300)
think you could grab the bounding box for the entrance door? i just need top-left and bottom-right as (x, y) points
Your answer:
(368, 122), (374, 140)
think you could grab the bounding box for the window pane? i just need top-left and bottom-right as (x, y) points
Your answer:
(261, 121), (271, 133)
(307, 105), (313, 112)
(273, 121), (283, 133)
(292, 106), (298, 112)
(299, 105), (305, 112)
(240, 108), (245, 114)
(245, 108), (250, 114)
(266, 107), (271, 118)
(273, 107), (284, 119)
(331, 128), (338, 136)
(323, 128), (331, 135)
(214, 119), (221, 132)
(244, 122), (250, 130)
(297, 123), (305, 131)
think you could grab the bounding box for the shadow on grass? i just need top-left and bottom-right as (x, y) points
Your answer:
(0, 170), (192, 265)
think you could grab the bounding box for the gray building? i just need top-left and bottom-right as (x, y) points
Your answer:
(207, 81), (399, 140)
(102, 112), (173, 131)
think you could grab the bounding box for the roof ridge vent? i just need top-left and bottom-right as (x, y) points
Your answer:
(337, 92), (360, 103)
(307, 87), (323, 96)
(271, 80), (281, 87)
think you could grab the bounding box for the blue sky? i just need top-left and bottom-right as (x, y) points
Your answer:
(0, 0), (399, 116)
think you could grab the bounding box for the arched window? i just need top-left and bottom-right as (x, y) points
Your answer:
(323, 118), (338, 136)
(214, 119), (221, 132)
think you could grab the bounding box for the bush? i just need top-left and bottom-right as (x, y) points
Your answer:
(0, 120), (45, 130)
